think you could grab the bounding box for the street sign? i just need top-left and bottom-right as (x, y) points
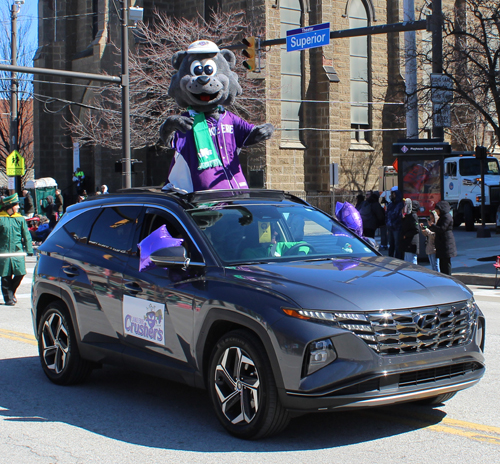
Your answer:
(393, 140), (451, 156)
(287, 22), (330, 52)
(6, 150), (25, 176)
(431, 73), (453, 104)
(433, 104), (451, 127)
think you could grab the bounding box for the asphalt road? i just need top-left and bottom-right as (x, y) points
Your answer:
(0, 259), (499, 464)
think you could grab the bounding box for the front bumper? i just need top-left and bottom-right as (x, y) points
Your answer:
(280, 358), (484, 412)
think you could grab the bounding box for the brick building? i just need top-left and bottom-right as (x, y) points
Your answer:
(35, 0), (439, 204)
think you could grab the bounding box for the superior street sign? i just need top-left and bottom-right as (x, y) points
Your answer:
(287, 22), (330, 52)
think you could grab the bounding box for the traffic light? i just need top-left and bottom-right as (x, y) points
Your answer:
(242, 36), (258, 71)
(475, 145), (488, 160)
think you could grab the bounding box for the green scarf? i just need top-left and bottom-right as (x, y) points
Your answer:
(190, 110), (222, 170)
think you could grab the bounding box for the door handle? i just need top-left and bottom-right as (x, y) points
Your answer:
(124, 282), (142, 294)
(62, 266), (79, 277)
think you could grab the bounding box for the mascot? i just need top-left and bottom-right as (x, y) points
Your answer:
(160, 40), (274, 193)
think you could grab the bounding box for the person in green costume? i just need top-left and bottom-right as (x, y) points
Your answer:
(0, 193), (33, 305)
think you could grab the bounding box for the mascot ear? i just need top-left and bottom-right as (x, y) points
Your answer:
(220, 49), (237, 69)
(171, 51), (186, 70)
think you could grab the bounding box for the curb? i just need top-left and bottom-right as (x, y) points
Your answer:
(452, 273), (498, 287)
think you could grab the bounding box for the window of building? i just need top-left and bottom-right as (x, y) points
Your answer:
(349, 0), (371, 143)
(88, 206), (142, 254)
(92, 0), (98, 40)
(280, 0), (302, 142)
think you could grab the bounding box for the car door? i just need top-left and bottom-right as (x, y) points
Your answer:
(65, 205), (142, 349)
(121, 206), (206, 372)
(444, 160), (459, 202)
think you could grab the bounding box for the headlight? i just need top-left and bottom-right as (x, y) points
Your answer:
(303, 338), (337, 376)
(283, 307), (368, 323)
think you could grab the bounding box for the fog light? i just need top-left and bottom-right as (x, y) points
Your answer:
(303, 338), (337, 376)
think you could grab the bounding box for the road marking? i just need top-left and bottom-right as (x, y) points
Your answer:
(368, 409), (500, 445)
(0, 328), (37, 346)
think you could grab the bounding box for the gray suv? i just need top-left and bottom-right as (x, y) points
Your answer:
(32, 189), (485, 439)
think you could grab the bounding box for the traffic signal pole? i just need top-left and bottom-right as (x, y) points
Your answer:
(10, 2), (20, 195)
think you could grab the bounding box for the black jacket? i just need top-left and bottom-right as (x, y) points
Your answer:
(429, 201), (457, 259)
(23, 193), (34, 215)
(400, 211), (420, 254)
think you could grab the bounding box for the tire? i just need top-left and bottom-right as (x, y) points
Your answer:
(417, 392), (457, 405)
(464, 202), (475, 231)
(452, 209), (463, 228)
(208, 330), (290, 439)
(37, 301), (93, 385)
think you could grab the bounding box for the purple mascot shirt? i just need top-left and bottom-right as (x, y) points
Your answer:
(166, 110), (255, 192)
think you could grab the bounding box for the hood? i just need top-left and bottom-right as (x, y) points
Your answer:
(46, 196), (54, 204)
(436, 200), (451, 214)
(368, 191), (380, 203)
(392, 189), (403, 203)
(224, 256), (471, 311)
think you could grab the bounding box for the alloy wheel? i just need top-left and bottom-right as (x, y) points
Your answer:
(213, 346), (260, 425)
(41, 312), (70, 374)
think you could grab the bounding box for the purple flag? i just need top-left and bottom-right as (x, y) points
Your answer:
(138, 225), (184, 271)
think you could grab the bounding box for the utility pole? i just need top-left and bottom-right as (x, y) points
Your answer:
(10, 0), (22, 195)
(431, 0), (444, 140)
(121, 0), (131, 189)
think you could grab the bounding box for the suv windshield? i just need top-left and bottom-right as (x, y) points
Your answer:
(459, 158), (500, 176)
(188, 203), (376, 264)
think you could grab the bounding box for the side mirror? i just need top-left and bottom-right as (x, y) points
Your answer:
(149, 246), (188, 267)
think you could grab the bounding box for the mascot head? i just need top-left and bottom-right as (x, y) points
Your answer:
(168, 40), (243, 113)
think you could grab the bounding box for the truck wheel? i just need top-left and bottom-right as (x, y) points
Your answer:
(464, 202), (475, 231)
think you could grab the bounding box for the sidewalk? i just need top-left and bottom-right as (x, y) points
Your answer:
(378, 223), (500, 287)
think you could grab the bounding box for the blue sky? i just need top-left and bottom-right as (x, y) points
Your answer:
(18, 0), (38, 66)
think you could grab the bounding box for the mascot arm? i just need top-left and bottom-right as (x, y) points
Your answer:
(244, 123), (275, 146)
(160, 115), (194, 146)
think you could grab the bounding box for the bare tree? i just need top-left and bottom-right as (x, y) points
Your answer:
(416, 0), (500, 150)
(0, 0), (34, 182)
(68, 9), (265, 151)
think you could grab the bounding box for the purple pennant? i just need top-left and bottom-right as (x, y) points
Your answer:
(138, 225), (184, 271)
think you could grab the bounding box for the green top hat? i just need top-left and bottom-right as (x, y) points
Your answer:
(1, 193), (19, 209)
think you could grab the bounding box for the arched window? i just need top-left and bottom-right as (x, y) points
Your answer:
(280, 0), (302, 142)
(348, 0), (371, 143)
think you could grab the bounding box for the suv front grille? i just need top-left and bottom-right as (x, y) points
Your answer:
(334, 301), (476, 355)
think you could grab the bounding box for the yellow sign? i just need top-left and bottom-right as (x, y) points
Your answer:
(6, 150), (25, 176)
(258, 221), (272, 243)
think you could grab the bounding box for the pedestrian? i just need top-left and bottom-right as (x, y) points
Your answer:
(357, 191), (385, 239)
(55, 188), (64, 216)
(22, 189), (34, 218)
(43, 196), (58, 230)
(355, 192), (365, 209)
(100, 185), (109, 194)
(72, 167), (85, 195)
(428, 200), (457, 275)
(0, 193), (33, 305)
(386, 186), (404, 258)
(420, 210), (440, 272)
(400, 198), (420, 264)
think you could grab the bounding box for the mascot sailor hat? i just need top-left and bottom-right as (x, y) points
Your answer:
(186, 40), (220, 54)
